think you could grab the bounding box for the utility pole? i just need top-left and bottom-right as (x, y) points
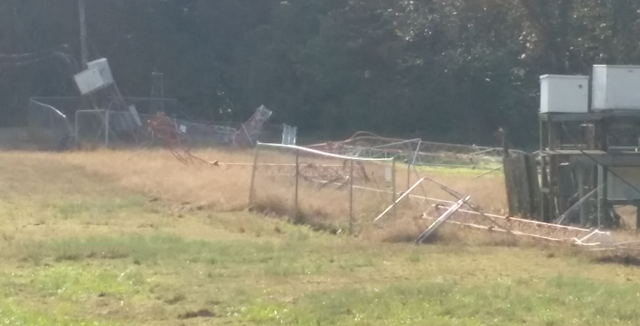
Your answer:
(78, 0), (88, 69)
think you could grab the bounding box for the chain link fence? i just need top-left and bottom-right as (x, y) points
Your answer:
(26, 97), (286, 150)
(27, 99), (75, 150)
(249, 143), (397, 234)
(307, 132), (504, 170)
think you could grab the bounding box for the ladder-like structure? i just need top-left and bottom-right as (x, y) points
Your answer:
(539, 111), (640, 228)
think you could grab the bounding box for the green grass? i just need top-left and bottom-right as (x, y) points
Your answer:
(1, 152), (640, 325)
(0, 303), (123, 326)
(32, 264), (146, 299)
(49, 196), (147, 220)
(241, 276), (640, 325)
(8, 230), (638, 325)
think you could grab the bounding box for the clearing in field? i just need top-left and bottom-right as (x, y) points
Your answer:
(1, 149), (640, 325)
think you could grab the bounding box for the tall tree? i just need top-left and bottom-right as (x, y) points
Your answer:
(3, 0), (640, 146)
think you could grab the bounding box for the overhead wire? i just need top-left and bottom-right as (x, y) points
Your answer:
(0, 44), (71, 59)
(0, 45), (79, 75)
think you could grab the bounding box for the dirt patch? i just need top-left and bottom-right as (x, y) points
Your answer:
(178, 308), (216, 319)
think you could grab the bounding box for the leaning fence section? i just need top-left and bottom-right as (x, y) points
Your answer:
(249, 143), (397, 233)
(306, 131), (504, 171)
(26, 97), (290, 150)
(75, 109), (148, 148)
(27, 99), (75, 149)
(246, 143), (591, 245)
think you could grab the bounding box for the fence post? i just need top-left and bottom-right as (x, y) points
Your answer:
(75, 111), (80, 148)
(349, 159), (354, 234)
(407, 162), (411, 190)
(292, 127), (297, 146)
(281, 124), (287, 145)
(392, 158), (397, 218)
(248, 144), (261, 204)
(295, 149), (300, 217)
(411, 139), (422, 165)
(635, 200), (640, 230)
(104, 110), (110, 148)
(577, 165), (586, 226)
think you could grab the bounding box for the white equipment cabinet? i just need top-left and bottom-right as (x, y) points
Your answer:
(592, 65), (640, 110)
(74, 68), (107, 95)
(87, 58), (114, 86)
(540, 75), (589, 113)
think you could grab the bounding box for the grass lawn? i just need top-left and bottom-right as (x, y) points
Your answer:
(0, 151), (639, 325)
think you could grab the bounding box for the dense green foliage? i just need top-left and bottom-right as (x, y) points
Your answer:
(2, 0), (640, 145)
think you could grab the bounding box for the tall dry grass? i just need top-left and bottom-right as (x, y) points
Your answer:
(5, 148), (508, 241)
(50, 149), (255, 211)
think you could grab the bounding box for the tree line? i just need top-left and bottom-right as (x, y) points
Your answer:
(1, 0), (640, 147)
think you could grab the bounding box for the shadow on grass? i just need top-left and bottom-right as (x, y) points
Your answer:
(250, 196), (342, 235)
(592, 252), (640, 267)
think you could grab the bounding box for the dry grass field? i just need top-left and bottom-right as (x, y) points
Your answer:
(1, 147), (640, 325)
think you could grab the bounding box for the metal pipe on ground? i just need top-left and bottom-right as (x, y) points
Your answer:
(416, 197), (469, 244)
